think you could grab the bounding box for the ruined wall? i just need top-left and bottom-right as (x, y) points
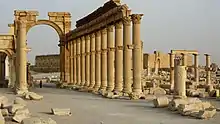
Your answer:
(33, 54), (60, 73)
(143, 52), (193, 69)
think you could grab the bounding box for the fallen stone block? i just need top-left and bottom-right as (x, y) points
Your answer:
(196, 108), (216, 119)
(51, 108), (71, 116)
(129, 93), (140, 100)
(21, 117), (57, 124)
(0, 96), (8, 105)
(178, 102), (212, 116)
(8, 104), (26, 114)
(199, 92), (209, 98)
(1, 102), (12, 109)
(12, 108), (30, 123)
(25, 92), (43, 100)
(1, 109), (8, 116)
(104, 92), (114, 98)
(153, 96), (169, 108)
(145, 95), (156, 100)
(209, 89), (219, 97)
(168, 98), (202, 111)
(0, 109), (5, 124)
(14, 97), (26, 105)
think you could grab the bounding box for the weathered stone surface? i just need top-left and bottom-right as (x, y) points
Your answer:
(12, 108), (30, 123)
(1, 109), (8, 116)
(1, 102), (12, 109)
(129, 93), (140, 100)
(51, 108), (71, 116)
(209, 89), (219, 97)
(168, 98), (202, 111)
(8, 104), (26, 114)
(178, 102), (212, 116)
(196, 108), (216, 119)
(149, 88), (166, 95)
(145, 95), (156, 100)
(14, 97), (26, 105)
(0, 96), (8, 106)
(24, 92), (43, 100)
(153, 96), (169, 108)
(199, 92), (209, 98)
(21, 117), (57, 124)
(0, 109), (5, 124)
(104, 92), (114, 98)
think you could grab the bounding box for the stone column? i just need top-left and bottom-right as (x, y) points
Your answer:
(131, 14), (144, 94)
(73, 39), (77, 85)
(182, 53), (187, 66)
(193, 54), (199, 83)
(205, 54), (211, 85)
(76, 38), (81, 85)
(16, 18), (28, 94)
(60, 42), (65, 82)
(169, 53), (175, 90)
(123, 17), (132, 93)
(70, 41), (74, 84)
(174, 65), (187, 98)
(89, 33), (96, 89)
(94, 31), (101, 91)
(107, 25), (115, 92)
(9, 56), (16, 88)
(100, 28), (108, 91)
(81, 36), (86, 86)
(0, 55), (2, 81)
(114, 21), (123, 93)
(85, 35), (90, 87)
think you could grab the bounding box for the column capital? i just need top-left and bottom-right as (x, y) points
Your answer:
(131, 14), (144, 24)
(90, 33), (95, 38)
(76, 38), (81, 42)
(107, 25), (114, 32)
(204, 53), (210, 57)
(81, 36), (85, 41)
(122, 16), (131, 26)
(115, 21), (123, 29)
(95, 31), (101, 37)
(17, 18), (27, 28)
(101, 28), (107, 34)
(85, 35), (90, 40)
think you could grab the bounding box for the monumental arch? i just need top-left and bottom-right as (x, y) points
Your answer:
(66, 0), (144, 95)
(10, 10), (71, 94)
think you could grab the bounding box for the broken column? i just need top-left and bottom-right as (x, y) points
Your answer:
(205, 54), (211, 86)
(193, 54), (199, 84)
(169, 53), (175, 90)
(174, 65), (187, 98)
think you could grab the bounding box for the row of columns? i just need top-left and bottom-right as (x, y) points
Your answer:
(69, 14), (143, 94)
(170, 53), (212, 90)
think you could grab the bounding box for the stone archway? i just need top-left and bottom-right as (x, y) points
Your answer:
(11, 10), (71, 94)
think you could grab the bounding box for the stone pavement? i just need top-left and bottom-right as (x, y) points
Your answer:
(1, 86), (220, 124)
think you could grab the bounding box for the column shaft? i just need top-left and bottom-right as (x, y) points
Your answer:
(174, 65), (186, 98)
(81, 36), (86, 86)
(123, 17), (132, 93)
(76, 38), (81, 85)
(94, 31), (101, 91)
(205, 54), (211, 85)
(16, 19), (28, 93)
(169, 53), (175, 90)
(182, 53), (187, 66)
(73, 40), (77, 84)
(100, 28), (108, 91)
(107, 25), (115, 92)
(89, 33), (96, 88)
(131, 14), (143, 94)
(70, 41), (73, 83)
(114, 21), (123, 92)
(85, 35), (90, 87)
(194, 54), (199, 83)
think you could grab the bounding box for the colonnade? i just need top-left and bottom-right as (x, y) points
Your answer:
(170, 53), (212, 90)
(68, 14), (143, 94)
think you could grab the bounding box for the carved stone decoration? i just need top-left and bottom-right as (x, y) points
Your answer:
(107, 25), (114, 32)
(122, 16), (131, 26)
(131, 14), (144, 24)
(115, 21), (123, 29)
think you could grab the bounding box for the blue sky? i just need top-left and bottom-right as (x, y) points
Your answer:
(0, 0), (220, 65)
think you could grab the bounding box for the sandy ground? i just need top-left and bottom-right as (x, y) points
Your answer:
(1, 84), (220, 124)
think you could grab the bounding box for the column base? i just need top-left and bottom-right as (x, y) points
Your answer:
(15, 89), (28, 95)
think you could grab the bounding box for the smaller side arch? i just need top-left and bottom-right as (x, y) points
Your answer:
(26, 20), (64, 41)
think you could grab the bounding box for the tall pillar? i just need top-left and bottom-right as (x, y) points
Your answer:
(193, 54), (199, 83)
(205, 54), (211, 85)
(70, 41), (74, 84)
(174, 65), (187, 98)
(76, 38), (81, 85)
(0, 55), (2, 81)
(73, 39), (77, 85)
(182, 53), (187, 66)
(169, 53), (175, 90)
(81, 36), (86, 86)
(85, 35), (91, 87)
(89, 33), (96, 89)
(16, 18), (28, 94)
(114, 21), (123, 92)
(123, 17), (132, 93)
(107, 25), (115, 92)
(94, 31), (101, 91)
(100, 28), (108, 91)
(131, 14), (144, 94)
(60, 42), (65, 82)
(8, 56), (16, 88)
